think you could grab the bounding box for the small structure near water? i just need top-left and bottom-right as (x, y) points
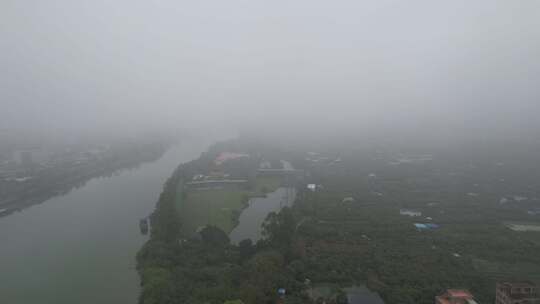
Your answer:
(414, 223), (439, 230)
(342, 197), (355, 203)
(400, 209), (422, 217)
(139, 218), (149, 235)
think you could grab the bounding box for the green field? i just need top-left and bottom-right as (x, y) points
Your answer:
(176, 176), (283, 236)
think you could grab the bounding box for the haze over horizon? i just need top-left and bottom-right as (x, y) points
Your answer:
(2, 3), (540, 304)
(1, 0), (539, 144)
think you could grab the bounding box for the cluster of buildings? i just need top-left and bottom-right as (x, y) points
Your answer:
(258, 160), (301, 177)
(436, 282), (539, 304)
(187, 152), (253, 189)
(496, 282), (539, 304)
(305, 152), (342, 165)
(186, 152), (301, 190)
(186, 157), (249, 190)
(0, 145), (113, 180)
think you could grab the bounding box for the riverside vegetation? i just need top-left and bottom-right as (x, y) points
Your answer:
(137, 138), (540, 304)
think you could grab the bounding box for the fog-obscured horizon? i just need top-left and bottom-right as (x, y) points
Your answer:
(1, 0), (539, 146)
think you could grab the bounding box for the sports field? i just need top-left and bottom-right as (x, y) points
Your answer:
(176, 176), (283, 235)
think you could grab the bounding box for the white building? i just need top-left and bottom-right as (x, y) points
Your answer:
(400, 209), (422, 217)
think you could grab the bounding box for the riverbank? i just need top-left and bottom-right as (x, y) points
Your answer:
(0, 142), (169, 217)
(136, 138), (307, 304)
(0, 141), (212, 304)
(176, 175), (283, 236)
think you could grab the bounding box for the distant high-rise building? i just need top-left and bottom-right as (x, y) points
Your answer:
(13, 148), (50, 166)
(496, 282), (539, 304)
(436, 289), (478, 304)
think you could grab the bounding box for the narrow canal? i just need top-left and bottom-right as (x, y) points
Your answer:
(230, 187), (296, 244)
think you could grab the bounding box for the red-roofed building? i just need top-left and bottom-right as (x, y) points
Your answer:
(214, 152), (249, 166)
(436, 289), (478, 304)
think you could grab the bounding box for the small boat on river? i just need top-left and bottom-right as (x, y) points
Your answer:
(139, 218), (149, 235)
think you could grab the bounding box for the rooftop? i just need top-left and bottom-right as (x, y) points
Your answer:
(499, 281), (536, 288)
(447, 290), (473, 298)
(436, 289), (477, 304)
(214, 152), (249, 166)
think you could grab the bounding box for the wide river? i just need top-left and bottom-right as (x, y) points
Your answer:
(0, 139), (212, 304)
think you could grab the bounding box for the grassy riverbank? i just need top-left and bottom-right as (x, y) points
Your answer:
(176, 176), (283, 235)
(137, 139), (307, 304)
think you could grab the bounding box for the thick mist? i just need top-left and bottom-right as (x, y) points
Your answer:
(1, 0), (539, 145)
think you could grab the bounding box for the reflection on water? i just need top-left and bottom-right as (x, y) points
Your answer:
(229, 187), (296, 244)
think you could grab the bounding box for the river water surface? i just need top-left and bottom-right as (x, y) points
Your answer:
(0, 139), (211, 304)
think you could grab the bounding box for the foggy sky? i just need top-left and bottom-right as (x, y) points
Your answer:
(1, 1), (539, 143)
